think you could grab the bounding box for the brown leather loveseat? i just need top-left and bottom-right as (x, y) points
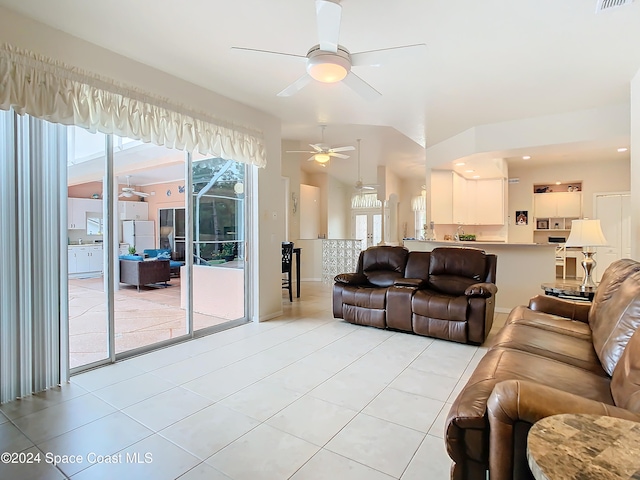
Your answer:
(446, 258), (640, 480)
(333, 245), (497, 345)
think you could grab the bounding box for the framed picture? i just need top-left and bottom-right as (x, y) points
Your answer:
(515, 210), (528, 225)
(536, 219), (549, 230)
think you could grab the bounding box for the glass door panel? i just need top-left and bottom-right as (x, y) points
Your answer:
(113, 138), (187, 353)
(67, 126), (109, 369)
(352, 212), (382, 248)
(191, 156), (246, 330)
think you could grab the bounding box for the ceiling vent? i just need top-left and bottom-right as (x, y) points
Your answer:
(596, 0), (634, 12)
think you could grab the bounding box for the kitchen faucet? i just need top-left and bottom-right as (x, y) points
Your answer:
(454, 225), (464, 242)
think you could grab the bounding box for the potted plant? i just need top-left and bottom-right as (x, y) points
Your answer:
(128, 246), (137, 255)
(222, 242), (235, 262)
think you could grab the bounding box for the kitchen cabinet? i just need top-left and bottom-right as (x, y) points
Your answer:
(68, 245), (103, 275)
(119, 201), (149, 220)
(67, 198), (102, 229)
(431, 171), (454, 224)
(534, 192), (582, 218)
(431, 171), (505, 225)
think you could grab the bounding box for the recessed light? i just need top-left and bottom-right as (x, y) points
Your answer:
(555, 181), (561, 185)
(455, 162), (466, 166)
(522, 155), (531, 160)
(618, 147), (628, 153)
(472, 175), (480, 179)
(465, 169), (474, 173)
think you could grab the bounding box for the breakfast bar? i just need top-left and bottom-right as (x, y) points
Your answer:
(403, 240), (557, 312)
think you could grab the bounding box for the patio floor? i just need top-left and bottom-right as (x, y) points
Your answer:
(69, 276), (238, 369)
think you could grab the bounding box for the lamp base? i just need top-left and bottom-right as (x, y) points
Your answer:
(580, 251), (598, 289)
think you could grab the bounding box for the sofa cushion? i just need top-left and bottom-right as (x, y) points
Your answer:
(412, 289), (469, 321)
(361, 246), (408, 287)
(589, 258), (640, 329)
(341, 285), (387, 310)
(505, 305), (592, 341)
(611, 327), (640, 413)
(428, 247), (487, 295)
(119, 254), (143, 261)
(592, 270), (640, 375)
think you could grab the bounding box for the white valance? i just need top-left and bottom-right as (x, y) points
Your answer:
(352, 193), (387, 209)
(412, 195), (426, 211)
(0, 43), (266, 167)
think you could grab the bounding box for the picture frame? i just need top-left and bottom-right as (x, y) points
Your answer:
(515, 210), (528, 225)
(536, 219), (549, 230)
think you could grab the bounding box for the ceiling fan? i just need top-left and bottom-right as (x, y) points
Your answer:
(354, 139), (378, 192)
(119, 175), (149, 198)
(287, 125), (355, 163)
(232, 0), (426, 99)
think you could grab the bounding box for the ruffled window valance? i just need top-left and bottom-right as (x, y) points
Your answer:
(0, 43), (266, 167)
(351, 193), (387, 209)
(411, 195), (426, 211)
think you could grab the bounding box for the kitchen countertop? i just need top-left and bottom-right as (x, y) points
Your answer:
(404, 240), (555, 247)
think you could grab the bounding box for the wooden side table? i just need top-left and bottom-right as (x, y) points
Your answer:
(541, 282), (596, 301)
(527, 413), (640, 479)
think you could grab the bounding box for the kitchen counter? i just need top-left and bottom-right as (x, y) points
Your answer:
(404, 240), (557, 311)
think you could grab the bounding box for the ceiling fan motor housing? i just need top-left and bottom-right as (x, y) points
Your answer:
(306, 45), (351, 83)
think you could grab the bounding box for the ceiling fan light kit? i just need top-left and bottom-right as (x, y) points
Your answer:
(306, 47), (350, 83)
(314, 153), (331, 163)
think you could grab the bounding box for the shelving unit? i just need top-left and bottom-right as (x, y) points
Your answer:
(534, 217), (578, 232)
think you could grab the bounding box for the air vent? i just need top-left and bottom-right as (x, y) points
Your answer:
(596, 0), (634, 13)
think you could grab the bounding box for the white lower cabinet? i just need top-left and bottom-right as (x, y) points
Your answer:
(68, 245), (103, 275)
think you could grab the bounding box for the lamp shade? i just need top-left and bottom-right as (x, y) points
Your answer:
(565, 219), (608, 247)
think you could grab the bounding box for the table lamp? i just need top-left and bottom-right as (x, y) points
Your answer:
(565, 219), (608, 288)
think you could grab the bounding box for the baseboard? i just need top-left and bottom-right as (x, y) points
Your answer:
(259, 310), (283, 322)
(495, 307), (512, 314)
(301, 277), (322, 282)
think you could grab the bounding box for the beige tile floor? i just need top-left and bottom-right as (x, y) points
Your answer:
(1, 282), (508, 480)
(69, 277), (237, 368)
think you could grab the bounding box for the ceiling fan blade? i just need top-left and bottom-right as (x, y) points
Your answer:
(306, 155), (317, 162)
(231, 46), (306, 59)
(329, 152), (349, 159)
(316, 0), (341, 53)
(329, 146), (355, 153)
(286, 150), (315, 153)
(342, 72), (382, 100)
(309, 143), (324, 152)
(133, 191), (150, 197)
(277, 74), (313, 97)
(351, 43), (427, 67)
(362, 185), (377, 190)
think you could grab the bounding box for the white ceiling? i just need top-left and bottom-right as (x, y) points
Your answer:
(2, 0), (639, 185)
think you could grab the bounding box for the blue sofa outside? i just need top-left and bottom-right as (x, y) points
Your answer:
(143, 249), (184, 274)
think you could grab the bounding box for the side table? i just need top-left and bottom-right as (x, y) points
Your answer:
(541, 282), (596, 301)
(527, 413), (640, 480)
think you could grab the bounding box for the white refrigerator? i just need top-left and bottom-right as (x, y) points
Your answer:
(122, 220), (155, 253)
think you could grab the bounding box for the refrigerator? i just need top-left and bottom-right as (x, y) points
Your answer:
(122, 220), (155, 253)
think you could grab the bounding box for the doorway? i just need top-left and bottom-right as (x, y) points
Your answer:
(352, 210), (389, 248)
(594, 192), (631, 282)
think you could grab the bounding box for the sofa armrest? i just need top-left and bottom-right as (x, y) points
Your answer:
(394, 278), (426, 288)
(528, 294), (590, 322)
(334, 273), (368, 285)
(465, 282), (497, 298)
(487, 379), (640, 480)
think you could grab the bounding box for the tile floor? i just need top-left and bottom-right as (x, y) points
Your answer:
(1, 282), (508, 480)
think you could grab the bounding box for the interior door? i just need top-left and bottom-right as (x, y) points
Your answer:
(353, 212), (382, 248)
(594, 193), (631, 282)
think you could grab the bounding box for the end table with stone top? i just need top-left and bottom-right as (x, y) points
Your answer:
(541, 282), (597, 301)
(527, 413), (640, 480)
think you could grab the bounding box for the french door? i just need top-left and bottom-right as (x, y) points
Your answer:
(352, 210), (389, 248)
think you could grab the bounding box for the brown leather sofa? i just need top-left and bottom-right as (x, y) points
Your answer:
(333, 245), (497, 345)
(120, 258), (171, 292)
(446, 258), (640, 480)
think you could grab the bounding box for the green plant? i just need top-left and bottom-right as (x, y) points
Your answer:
(128, 246), (137, 255)
(222, 242), (235, 257)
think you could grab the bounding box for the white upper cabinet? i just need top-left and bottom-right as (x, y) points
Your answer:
(67, 198), (102, 229)
(534, 192), (582, 218)
(431, 171), (454, 224)
(119, 201), (149, 220)
(431, 171), (505, 225)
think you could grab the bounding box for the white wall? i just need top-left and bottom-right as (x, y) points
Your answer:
(631, 67), (640, 259)
(508, 157), (630, 243)
(299, 184), (320, 239)
(281, 140), (303, 242)
(327, 176), (350, 239)
(0, 7), (284, 321)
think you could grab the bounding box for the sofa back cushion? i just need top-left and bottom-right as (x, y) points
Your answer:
(589, 259), (640, 329)
(119, 254), (143, 261)
(592, 270), (640, 375)
(611, 327), (640, 413)
(361, 246), (409, 287)
(427, 247), (487, 296)
(405, 252), (431, 281)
